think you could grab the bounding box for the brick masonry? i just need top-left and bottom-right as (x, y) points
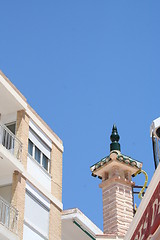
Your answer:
(11, 171), (26, 240)
(49, 202), (62, 240)
(16, 110), (29, 169)
(11, 110), (29, 240)
(50, 143), (63, 202)
(102, 180), (133, 236)
(49, 142), (63, 240)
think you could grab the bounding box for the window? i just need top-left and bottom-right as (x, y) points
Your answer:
(42, 154), (49, 171)
(6, 123), (16, 135)
(28, 139), (33, 156)
(28, 139), (50, 173)
(35, 146), (41, 164)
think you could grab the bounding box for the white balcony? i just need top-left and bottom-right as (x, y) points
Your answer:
(0, 196), (19, 240)
(0, 123), (22, 160)
(0, 196), (18, 233)
(0, 122), (23, 186)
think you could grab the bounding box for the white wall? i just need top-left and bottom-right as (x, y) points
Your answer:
(1, 113), (17, 125)
(27, 155), (51, 192)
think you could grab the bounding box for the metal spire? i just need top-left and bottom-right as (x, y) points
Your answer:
(110, 124), (121, 151)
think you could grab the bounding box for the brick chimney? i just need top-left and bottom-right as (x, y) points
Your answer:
(90, 125), (142, 237)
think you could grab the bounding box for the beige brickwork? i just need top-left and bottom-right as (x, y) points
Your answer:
(10, 110), (29, 239)
(102, 180), (133, 236)
(50, 143), (63, 202)
(49, 202), (62, 240)
(49, 142), (63, 240)
(16, 110), (29, 169)
(11, 171), (26, 240)
(98, 152), (135, 237)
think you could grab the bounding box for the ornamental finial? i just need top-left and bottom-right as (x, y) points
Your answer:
(110, 124), (121, 151)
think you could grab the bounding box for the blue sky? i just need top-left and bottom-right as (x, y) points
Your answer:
(0, 1), (160, 230)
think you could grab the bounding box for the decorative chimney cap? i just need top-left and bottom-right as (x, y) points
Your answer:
(90, 124), (143, 177)
(110, 124), (121, 152)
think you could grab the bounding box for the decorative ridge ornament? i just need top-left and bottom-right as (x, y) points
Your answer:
(110, 124), (121, 152)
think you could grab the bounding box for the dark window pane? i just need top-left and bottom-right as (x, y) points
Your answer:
(42, 154), (48, 171)
(35, 146), (41, 163)
(28, 139), (33, 156)
(6, 123), (16, 135)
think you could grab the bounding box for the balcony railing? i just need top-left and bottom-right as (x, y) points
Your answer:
(0, 196), (18, 234)
(0, 122), (22, 160)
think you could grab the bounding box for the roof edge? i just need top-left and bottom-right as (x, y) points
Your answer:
(0, 70), (27, 102)
(0, 70), (63, 151)
(90, 151), (142, 173)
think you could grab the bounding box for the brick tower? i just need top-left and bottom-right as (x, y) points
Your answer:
(90, 125), (142, 238)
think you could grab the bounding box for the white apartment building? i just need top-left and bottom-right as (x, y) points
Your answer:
(0, 71), (63, 240)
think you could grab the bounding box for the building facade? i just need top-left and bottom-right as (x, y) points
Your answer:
(124, 162), (160, 240)
(0, 71), (63, 240)
(124, 117), (160, 240)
